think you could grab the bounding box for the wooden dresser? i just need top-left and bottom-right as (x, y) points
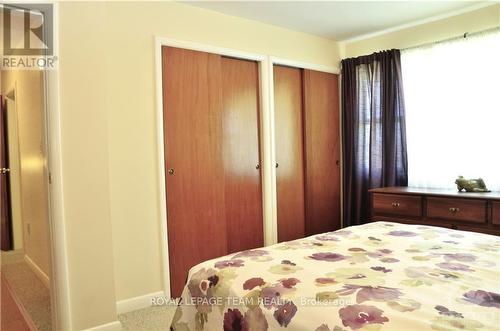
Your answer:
(369, 187), (500, 236)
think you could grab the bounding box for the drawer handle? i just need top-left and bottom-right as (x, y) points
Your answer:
(449, 207), (460, 213)
(391, 202), (400, 208)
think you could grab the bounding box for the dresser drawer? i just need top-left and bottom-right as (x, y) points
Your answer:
(372, 194), (422, 218)
(427, 197), (486, 223)
(493, 202), (500, 225)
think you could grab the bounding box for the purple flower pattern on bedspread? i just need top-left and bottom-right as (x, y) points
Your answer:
(339, 304), (389, 329)
(170, 222), (500, 330)
(463, 290), (500, 309)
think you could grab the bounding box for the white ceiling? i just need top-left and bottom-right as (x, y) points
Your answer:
(184, 1), (489, 41)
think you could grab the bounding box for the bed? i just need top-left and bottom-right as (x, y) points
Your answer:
(170, 222), (500, 331)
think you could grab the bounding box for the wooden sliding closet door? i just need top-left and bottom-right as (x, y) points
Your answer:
(162, 47), (263, 297)
(221, 57), (263, 253)
(303, 70), (341, 235)
(273, 65), (306, 242)
(162, 47), (227, 297)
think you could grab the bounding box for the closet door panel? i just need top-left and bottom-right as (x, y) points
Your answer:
(162, 47), (227, 297)
(303, 69), (341, 235)
(221, 57), (263, 253)
(273, 65), (306, 242)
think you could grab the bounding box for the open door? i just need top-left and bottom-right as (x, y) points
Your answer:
(1, 95), (13, 251)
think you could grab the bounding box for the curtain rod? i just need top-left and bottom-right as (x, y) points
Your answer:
(402, 26), (500, 51)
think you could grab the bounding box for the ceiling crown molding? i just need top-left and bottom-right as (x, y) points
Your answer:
(341, 2), (499, 43)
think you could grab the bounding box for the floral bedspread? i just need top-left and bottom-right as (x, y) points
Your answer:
(170, 222), (500, 331)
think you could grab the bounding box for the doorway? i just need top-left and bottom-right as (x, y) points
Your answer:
(0, 6), (54, 330)
(1, 74), (53, 331)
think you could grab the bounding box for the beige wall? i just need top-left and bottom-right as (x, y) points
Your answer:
(106, 0), (341, 301)
(345, 4), (500, 58)
(1, 70), (51, 277)
(58, 1), (341, 328)
(53, 1), (500, 329)
(58, 2), (118, 329)
(55, 1), (500, 329)
(61, 2), (500, 328)
(106, 1), (341, 301)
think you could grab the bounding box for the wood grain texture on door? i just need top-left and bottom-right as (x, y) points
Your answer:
(303, 70), (341, 235)
(162, 47), (228, 297)
(221, 57), (263, 253)
(273, 65), (306, 242)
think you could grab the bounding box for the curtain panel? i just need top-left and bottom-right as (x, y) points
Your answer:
(342, 49), (408, 227)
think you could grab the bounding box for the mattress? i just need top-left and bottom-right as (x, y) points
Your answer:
(170, 222), (500, 331)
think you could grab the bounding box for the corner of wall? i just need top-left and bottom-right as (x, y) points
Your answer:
(24, 254), (50, 288)
(59, 1), (119, 329)
(338, 41), (347, 60)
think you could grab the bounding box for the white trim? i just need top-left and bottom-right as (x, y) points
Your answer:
(270, 56), (340, 74)
(260, 57), (277, 246)
(116, 291), (165, 315)
(155, 37), (266, 61)
(154, 37), (273, 296)
(154, 37), (171, 299)
(341, 2), (498, 43)
(83, 320), (122, 331)
(45, 2), (73, 330)
(24, 254), (50, 289)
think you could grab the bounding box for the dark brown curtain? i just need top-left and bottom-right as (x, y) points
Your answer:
(342, 49), (408, 227)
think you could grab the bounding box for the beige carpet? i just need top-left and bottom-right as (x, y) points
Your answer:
(2, 253), (176, 331)
(119, 305), (177, 331)
(1, 262), (51, 331)
(0, 250), (25, 265)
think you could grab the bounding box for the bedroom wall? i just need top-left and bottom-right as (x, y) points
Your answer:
(345, 3), (500, 58)
(58, 2), (119, 330)
(103, 0), (341, 303)
(58, 1), (341, 328)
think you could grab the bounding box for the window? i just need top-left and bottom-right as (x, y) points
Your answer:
(401, 29), (500, 191)
(356, 63), (381, 177)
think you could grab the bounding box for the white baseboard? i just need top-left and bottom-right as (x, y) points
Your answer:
(83, 320), (122, 331)
(116, 291), (166, 315)
(24, 255), (50, 289)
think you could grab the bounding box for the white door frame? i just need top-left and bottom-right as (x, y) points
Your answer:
(154, 37), (276, 298)
(1, 1), (71, 329)
(1, 2), (71, 329)
(270, 57), (340, 74)
(44, 2), (72, 329)
(154, 37), (341, 297)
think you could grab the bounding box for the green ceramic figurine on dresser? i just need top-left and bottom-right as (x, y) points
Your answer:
(455, 176), (491, 192)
